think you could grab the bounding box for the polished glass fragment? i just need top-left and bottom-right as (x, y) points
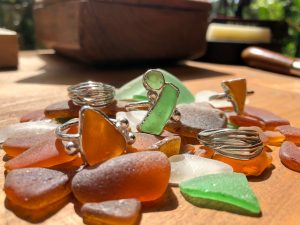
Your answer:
(72, 151), (170, 203)
(221, 78), (247, 114)
(20, 110), (46, 123)
(275, 125), (300, 144)
(244, 106), (290, 130)
(263, 131), (285, 146)
(230, 115), (265, 129)
(279, 141), (300, 172)
(169, 154), (233, 185)
(4, 132), (77, 170)
(4, 168), (71, 209)
(138, 84), (179, 135)
(213, 148), (272, 176)
(166, 103), (227, 138)
(116, 111), (147, 132)
(80, 108), (126, 166)
(179, 173), (261, 215)
(81, 199), (141, 225)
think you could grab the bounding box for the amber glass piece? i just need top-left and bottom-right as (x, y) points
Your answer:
(127, 132), (180, 157)
(166, 103), (227, 138)
(275, 125), (300, 144)
(279, 141), (300, 172)
(72, 151), (170, 203)
(194, 146), (215, 158)
(4, 132), (77, 170)
(4, 168), (71, 209)
(80, 108), (126, 166)
(263, 131), (285, 146)
(81, 199), (141, 225)
(44, 100), (80, 119)
(222, 78), (247, 115)
(229, 115), (265, 129)
(244, 106), (290, 130)
(3, 131), (52, 157)
(213, 148), (272, 176)
(20, 110), (46, 123)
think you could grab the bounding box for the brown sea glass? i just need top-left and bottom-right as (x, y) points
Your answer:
(20, 110), (46, 123)
(213, 148), (272, 176)
(194, 145), (215, 158)
(244, 106), (290, 130)
(127, 132), (180, 157)
(44, 100), (128, 119)
(166, 103), (227, 138)
(5, 132), (77, 170)
(263, 131), (285, 146)
(81, 199), (141, 225)
(279, 141), (300, 172)
(72, 151), (170, 203)
(4, 168), (71, 209)
(80, 108), (126, 166)
(3, 131), (52, 157)
(275, 125), (300, 144)
(229, 115), (265, 129)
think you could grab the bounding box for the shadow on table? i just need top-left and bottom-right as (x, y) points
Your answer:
(248, 164), (276, 182)
(17, 52), (231, 87)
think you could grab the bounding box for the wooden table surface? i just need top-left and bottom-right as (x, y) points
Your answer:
(1, 51), (300, 225)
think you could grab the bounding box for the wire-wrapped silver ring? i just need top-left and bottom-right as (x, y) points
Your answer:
(198, 128), (263, 160)
(68, 81), (115, 108)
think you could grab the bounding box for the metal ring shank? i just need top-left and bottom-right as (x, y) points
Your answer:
(55, 118), (80, 142)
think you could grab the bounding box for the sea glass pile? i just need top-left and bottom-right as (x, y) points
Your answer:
(1, 69), (300, 224)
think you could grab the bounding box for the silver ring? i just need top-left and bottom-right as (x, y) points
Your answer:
(55, 106), (135, 166)
(198, 128), (263, 160)
(68, 81), (115, 108)
(209, 90), (254, 100)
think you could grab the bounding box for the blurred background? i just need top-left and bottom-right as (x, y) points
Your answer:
(0, 0), (299, 56)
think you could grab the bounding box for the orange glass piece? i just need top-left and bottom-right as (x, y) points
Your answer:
(229, 115), (265, 129)
(20, 110), (45, 123)
(275, 125), (300, 144)
(81, 199), (141, 225)
(4, 168), (71, 209)
(263, 131), (285, 146)
(213, 148), (272, 176)
(244, 106), (290, 130)
(194, 145), (215, 158)
(4, 132), (77, 170)
(80, 108), (126, 166)
(127, 132), (180, 157)
(3, 131), (52, 157)
(279, 141), (300, 172)
(222, 78), (247, 115)
(71, 151), (170, 203)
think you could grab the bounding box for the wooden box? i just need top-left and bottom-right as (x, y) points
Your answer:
(0, 28), (18, 69)
(34, 0), (211, 64)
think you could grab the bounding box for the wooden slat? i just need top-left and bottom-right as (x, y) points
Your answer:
(0, 51), (300, 225)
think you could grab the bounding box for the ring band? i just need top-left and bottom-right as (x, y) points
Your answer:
(68, 81), (115, 108)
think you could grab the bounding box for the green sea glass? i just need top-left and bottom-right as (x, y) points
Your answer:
(138, 84), (179, 135)
(179, 173), (261, 215)
(116, 69), (194, 104)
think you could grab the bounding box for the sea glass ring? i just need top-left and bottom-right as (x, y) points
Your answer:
(125, 69), (180, 135)
(68, 81), (115, 108)
(56, 106), (135, 166)
(198, 128), (263, 160)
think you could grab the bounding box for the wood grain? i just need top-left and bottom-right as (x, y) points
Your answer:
(1, 51), (300, 225)
(34, 0), (210, 63)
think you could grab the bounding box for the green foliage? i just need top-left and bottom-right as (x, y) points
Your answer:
(0, 0), (35, 49)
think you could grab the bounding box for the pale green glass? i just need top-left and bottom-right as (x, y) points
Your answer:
(180, 173), (261, 215)
(139, 84), (179, 135)
(144, 70), (165, 90)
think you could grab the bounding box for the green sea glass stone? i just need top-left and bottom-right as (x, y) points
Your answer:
(116, 69), (195, 104)
(179, 173), (261, 215)
(143, 70), (165, 90)
(139, 83), (179, 135)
